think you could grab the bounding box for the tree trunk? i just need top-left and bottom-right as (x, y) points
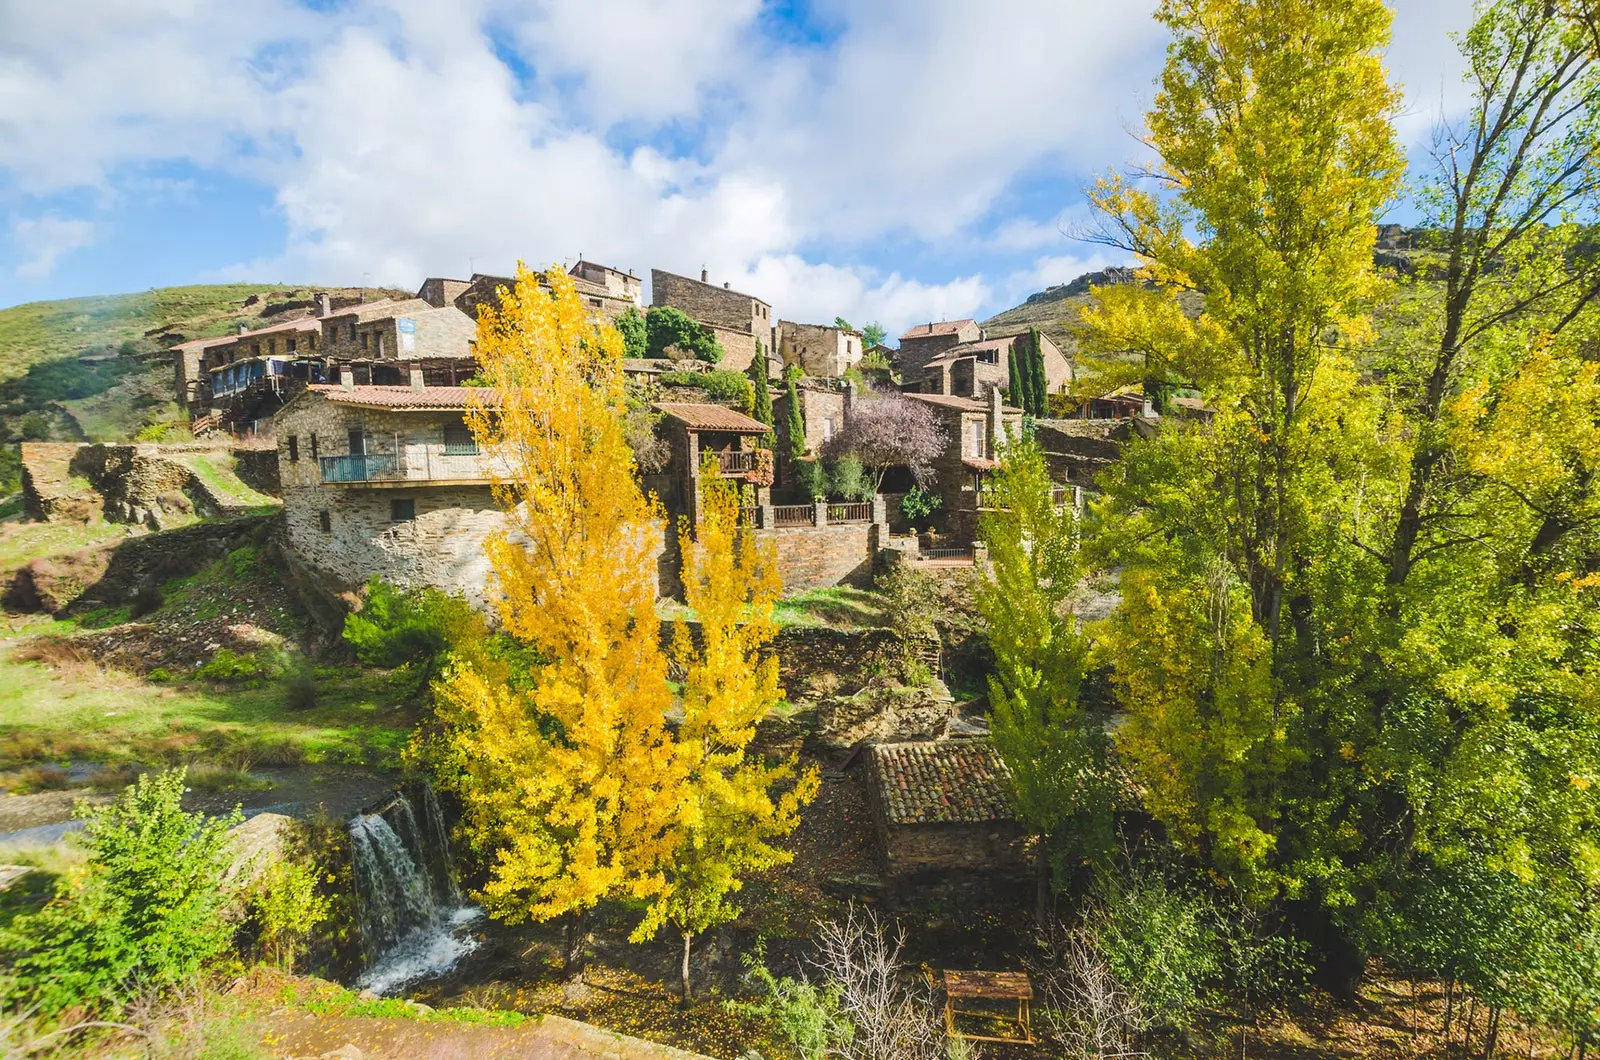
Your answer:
(563, 910), (590, 979)
(1485, 1005), (1502, 1059)
(1034, 843), (1052, 934)
(681, 931), (694, 1005)
(1445, 979), (1456, 1039)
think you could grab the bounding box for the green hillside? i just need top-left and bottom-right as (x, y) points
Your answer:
(0, 283), (408, 449)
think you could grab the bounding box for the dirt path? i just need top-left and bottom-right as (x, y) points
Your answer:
(260, 1013), (717, 1060)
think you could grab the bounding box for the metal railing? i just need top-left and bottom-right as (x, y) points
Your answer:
(319, 450), (491, 484)
(772, 504), (816, 528)
(920, 546), (976, 562)
(827, 501), (873, 523)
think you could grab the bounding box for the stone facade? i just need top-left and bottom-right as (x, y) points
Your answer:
(914, 331), (1072, 400)
(905, 390), (1023, 535)
(651, 268), (773, 373)
(895, 319), (982, 379)
(758, 521), (878, 592)
(569, 260), (643, 309)
(275, 387), (507, 607)
(776, 321), (863, 379)
(773, 384), (849, 459)
(865, 740), (1026, 877)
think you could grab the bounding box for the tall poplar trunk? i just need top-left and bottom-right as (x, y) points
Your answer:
(681, 931), (694, 1005)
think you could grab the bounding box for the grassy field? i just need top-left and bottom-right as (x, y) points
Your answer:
(0, 519), (131, 577)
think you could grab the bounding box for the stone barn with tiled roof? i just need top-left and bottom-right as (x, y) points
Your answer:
(865, 739), (1027, 878)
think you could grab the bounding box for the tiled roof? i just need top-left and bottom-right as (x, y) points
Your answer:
(652, 402), (770, 432)
(900, 319), (977, 341)
(323, 298), (434, 322)
(172, 315), (321, 350)
(904, 392), (1022, 414)
(309, 385), (496, 410)
(869, 740), (1014, 825)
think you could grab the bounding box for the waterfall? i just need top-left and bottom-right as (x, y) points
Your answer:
(348, 782), (482, 996)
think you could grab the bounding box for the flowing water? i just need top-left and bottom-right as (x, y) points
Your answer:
(348, 783), (482, 995)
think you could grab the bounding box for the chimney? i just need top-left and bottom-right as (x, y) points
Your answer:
(340, 368), (355, 391)
(409, 369), (425, 391)
(723, 282), (730, 289)
(236, 322), (249, 335)
(701, 268), (709, 283)
(844, 378), (857, 416)
(316, 292), (332, 317)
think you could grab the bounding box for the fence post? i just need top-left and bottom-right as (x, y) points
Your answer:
(813, 500), (828, 527)
(759, 504), (773, 530)
(871, 492), (887, 525)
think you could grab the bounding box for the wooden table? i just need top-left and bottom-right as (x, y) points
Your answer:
(941, 969), (1035, 1045)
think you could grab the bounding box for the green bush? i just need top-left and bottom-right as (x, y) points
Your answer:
(281, 656), (319, 711)
(645, 306), (723, 362)
(196, 647), (276, 686)
(732, 946), (843, 1060)
(1093, 873), (1221, 1030)
(827, 453), (871, 501)
(658, 368), (754, 411)
(246, 857), (331, 970)
(616, 305), (647, 360)
(901, 485), (941, 528)
(795, 459), (828, 502)
(342, 578), (481, 681)
(0, 769), (240, 1016)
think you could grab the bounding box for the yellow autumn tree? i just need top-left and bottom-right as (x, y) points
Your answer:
(428, 264), (684, 971)
(633, 466), (818, 1002)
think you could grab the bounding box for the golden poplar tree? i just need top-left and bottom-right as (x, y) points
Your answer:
(428, 265), (684, 968)
(632, 467), (818, 1002)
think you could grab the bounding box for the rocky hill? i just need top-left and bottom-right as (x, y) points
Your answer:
(0, 283), (409, 456)
(982, 224), (1437, 362)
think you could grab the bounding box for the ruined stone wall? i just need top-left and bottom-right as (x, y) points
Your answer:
(880, 820), (1027, 876)
(232, 448), (282, 496)
(778, 322), (859, 378)
(19, 443), (97, 523)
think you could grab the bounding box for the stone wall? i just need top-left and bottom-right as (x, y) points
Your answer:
(19, 442), (97, 522)
(232, 447), (283, 496)
(777, 321), (861, 379)
(757, 521), (877, 592)
(878, 819), (1028, 877)
(651, 269), (770, 373)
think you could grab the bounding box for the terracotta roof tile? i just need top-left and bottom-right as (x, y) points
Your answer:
(868, 740), (1014, 825)
(904, 392), (1022, 414)
(652, 402), (770, 432)
(900, 319), (977, 341)
(309, 385), (495, 410)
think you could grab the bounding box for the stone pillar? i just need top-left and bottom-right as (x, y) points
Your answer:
(758, 503), (774, 531)
(408, 368), (425, 390)
(988, 385), (1003, 455)
(813, 500), (828, 527)
(871, 492), (888, 525)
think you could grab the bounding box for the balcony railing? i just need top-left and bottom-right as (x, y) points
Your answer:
(826, 502), (873, 524)
(772, 504), (816, 528)
(973, 487), (1077, 511)
(715, 450), (759, 474)
(319, 451), (492, 485)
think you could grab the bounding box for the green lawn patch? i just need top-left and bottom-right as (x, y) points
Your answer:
(772, 586), (884, 629)
(0, 520), (129, 575)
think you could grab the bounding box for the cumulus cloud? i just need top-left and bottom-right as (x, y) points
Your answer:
(0, 0), (1479, 316)
(12, 214), (95, 280)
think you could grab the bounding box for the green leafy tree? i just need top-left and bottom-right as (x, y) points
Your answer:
(749, 346), (774, 436)
(1, 769), (240, 1016)
(646, 306), (724, 362)
(976, 440), (1113, 913)
(616, 306), (648, 360)
(861, 322), (887, 348)
(1028, 327), (1049, 415)
(795, 459), (828, 503)
(828, 453), (871, 501)
(1006, 343), (1024, 410)
(343, 578), (482, 684)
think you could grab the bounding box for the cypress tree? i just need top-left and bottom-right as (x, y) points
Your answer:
(784, 375), (806, 465)
(749, 342), (774, 435)
(1027, 327), (1049, 417)
(1006, 343), (1024, 409)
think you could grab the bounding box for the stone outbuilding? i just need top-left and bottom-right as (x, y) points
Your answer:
(775, 320), (864, 379)
(895, 319), (982, 380)
(865, 739), (1026, 877)
(915, 330), (1073, 403)
(650, 268), (774, 373)
(652, 402), (773, 524)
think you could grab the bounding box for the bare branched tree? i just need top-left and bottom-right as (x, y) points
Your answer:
(822, 395), (948, 490)
(810, 906), (949, 1060)
(1032, 924), (1149, 1060)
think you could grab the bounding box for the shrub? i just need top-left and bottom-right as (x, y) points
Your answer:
(658, 368), (754, 411)
(342, 578), (481, 681)
(196, 648), (274, 686)
(0, 768), (240, 1016)
(734, 945), (843, 1060)
(281, 657), (319, 712)
(877, 565), (943, 644)
(645, 306), (724, 362)
(901, 485), (941, 528)
(246, 857), (331, 970)
(795, 459), (828, 503)
(827, 453), (871, 501)
(1092, 873), (1221, 1031)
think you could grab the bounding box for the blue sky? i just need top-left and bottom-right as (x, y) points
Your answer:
(0, 0), (1472, 336)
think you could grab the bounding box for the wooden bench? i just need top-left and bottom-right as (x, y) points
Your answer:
(941, 969), (1035, 1045)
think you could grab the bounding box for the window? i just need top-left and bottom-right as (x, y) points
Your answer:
(443, 423), (478, 455)
(252, 343), (261, 357)
(310, 434), (319, 460)
(287, 436), (299, 463)
(968, 418), (985, 457)
(350, 324), (357, 342)
(360, 332), (370, 351)
(286, 338), (297, 353)
(391, 498), (415, 522)
(348, 428), (366, 455)
(318, 510), (331, 532)
(822, 417), (836, 443)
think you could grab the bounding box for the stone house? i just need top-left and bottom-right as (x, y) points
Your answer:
(317, 298), (478, 383)
(775, 321), (864, 379)
(772, 382), (850, 459)
(916, 331), (1073, 403)
(274, 384), (508, 607)
(650, 268), (773, 373)
(653, 402), (773, 525)
(904, 389), (1023, 534)
(895, 319), (982, 381)
(865, 739), (1026, 877)
(569, 259), (643, 316)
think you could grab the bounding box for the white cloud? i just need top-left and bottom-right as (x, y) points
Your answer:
(12, 214), (94, 280)
(719, 254), (991, 338)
